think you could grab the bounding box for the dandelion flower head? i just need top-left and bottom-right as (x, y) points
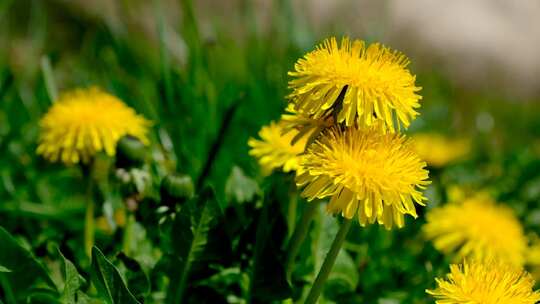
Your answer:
(296, 126), (430, 229)
(288, 37), (422, 132)
(427, 259), (540, 304)
(37, 87), (150, 164)
(248, 120), (309, 175)
(424, 195), (527, 266)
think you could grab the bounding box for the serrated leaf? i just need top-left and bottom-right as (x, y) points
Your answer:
(167, 187), (223, 303)
(0, 226), (57, 301)
(58, 250), (86, 304)
(90, 247), (140, 304)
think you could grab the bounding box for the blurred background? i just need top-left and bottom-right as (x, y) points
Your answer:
(1, 0), (540, 303)
(3, 0), (540, 143)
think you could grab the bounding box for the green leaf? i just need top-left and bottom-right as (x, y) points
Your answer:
(225, 166), (260, 204)
(116, 252), (150, 302)
(196, 267), (249, 298)
(75, 291), (92, 304)
(25, 287), (62, 303)
(0, 226), (57, 301)
(58, 250), (86, 304)
(0, 265), (11, 273)
(167, 187), (224, 303)
(0, 201), (85, 220)
(90, 247), (140, 304)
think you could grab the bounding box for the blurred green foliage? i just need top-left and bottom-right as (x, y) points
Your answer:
(1, 0), (540, 303)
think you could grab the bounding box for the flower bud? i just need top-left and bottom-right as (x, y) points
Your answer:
(160, 174), (194, 206)
(116, 136), (146, 168)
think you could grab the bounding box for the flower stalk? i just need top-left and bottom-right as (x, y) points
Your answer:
(122, 212), (135, 255)
(82, 163), (95, 258)
(305, 218), (352, 304)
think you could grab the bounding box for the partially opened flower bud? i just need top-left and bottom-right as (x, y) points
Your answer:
(116, 136), (147, 168)
(160, 174), (194, 206)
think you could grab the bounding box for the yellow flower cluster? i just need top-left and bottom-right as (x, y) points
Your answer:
(247, 37), (540, 301)
(424, 193), (540, 302)
(34, 37), (540, 303)
(249, 37), (429, 229)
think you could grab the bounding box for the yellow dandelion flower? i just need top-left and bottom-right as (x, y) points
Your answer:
(424, 195), (527, 266)
(296, 126), (430, 229)
(427, 259), (540, 304)
(411, 133), (470, 167)
(288, 37), (422, 132)
(248, 120), (309, 175)
(37, 87), (150, 165)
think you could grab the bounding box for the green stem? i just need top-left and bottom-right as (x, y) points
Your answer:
(83, 169), (95, 258)
(122, 213), (135, 255)
(304, 218), (353, 304)
(84, 198), (94, 258)
(287, 189), (298, 237)
(285, 202), (318, 280)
